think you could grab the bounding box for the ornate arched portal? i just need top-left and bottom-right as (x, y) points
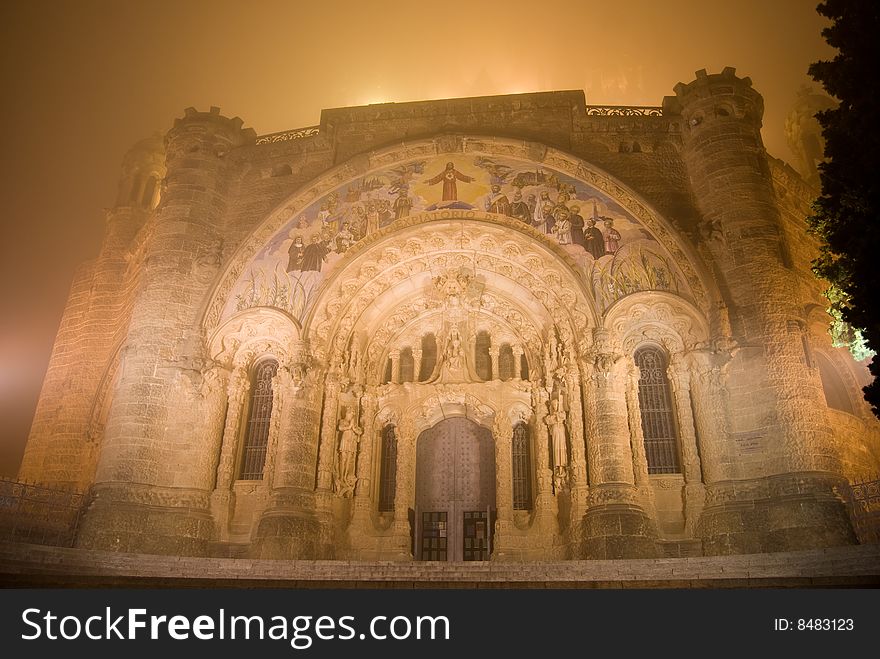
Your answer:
(204, 136), (719, 561)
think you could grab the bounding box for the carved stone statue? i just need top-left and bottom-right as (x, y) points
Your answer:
(545, 397), (568, 491)
(347, 342), (361, 382)
(334, 406), (363, 497)
(427, 324), (479, 383)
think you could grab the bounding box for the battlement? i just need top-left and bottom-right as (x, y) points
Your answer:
(168, 106), (257, 154)
(664, 67), (764, 125)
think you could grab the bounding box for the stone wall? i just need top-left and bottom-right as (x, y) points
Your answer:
(19, 70), (880, 562)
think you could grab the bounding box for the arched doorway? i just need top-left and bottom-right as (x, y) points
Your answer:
(415, 417), (496, 561)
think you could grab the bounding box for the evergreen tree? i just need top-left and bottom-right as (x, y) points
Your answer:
(808, 0), (880, 417)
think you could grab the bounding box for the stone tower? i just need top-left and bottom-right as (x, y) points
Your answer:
(784, 86), (835, 188)
(666, 67), (855, 553)
(76, 108), (256, 554)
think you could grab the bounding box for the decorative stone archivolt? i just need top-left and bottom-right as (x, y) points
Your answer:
(604, 292), (710, 356)
(306, 217), (597, 371)
(207, 307), (300, 369)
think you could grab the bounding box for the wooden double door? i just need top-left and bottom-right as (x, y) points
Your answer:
(415, 417), (496, 561)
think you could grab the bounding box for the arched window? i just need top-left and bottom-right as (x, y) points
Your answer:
(512, 422), (532, 510)
(520, 353), (530, 380)
(475, 331), (492, 381)
(419, 333), (437, 381)
(238, 358), (279, 480)
(816, 353), (854, 414)
(382, 357), (393, 384)
(634, 346), (681, 474)
(399, 347), (414, 383)
(498, 344), (515, 381)
(378, 425), (398, 512)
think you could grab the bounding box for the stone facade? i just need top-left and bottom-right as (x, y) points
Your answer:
(18, 68), (880, 562)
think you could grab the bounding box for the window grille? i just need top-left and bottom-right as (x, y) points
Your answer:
(378, 425), (398, 511)
(238, 359), (278, 480)
(498, 344), (515, 381)
(475, 331), (492, 380)
(634, 347), (681, 474)
(512, 422), (532, 510)
(399, 347), (414, 383)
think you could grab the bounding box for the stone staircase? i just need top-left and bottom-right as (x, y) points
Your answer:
(1, 542), (878, 588)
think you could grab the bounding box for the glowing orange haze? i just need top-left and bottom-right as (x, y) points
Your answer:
(0, 0), (832, 476)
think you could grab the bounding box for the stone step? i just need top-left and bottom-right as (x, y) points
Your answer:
(1, 541), (878, 588)
(659, 539), (704, 558)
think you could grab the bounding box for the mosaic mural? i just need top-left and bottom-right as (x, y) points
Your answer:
(223, 154), (691, 323)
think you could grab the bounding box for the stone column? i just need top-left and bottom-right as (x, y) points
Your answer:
(213, 366), (248, 497)
(581, 341), (658, 559)
(564, 367), (589, 528)
(209, 364), (248, 539)
(390, 349), (401, 384)
(624, 362), (651, 490)
(252, 353), (322, 559)
(350, 391), (379, 530)
(491, 413), (515, 560)
(412, 349), (423, 383)
(389, 418), (416, 559)
(531, 385), (558, 535)
(255, 367), (289, 492)
(315, 374), (341, 496)
(512, 345), (524, 380)
(489, 346), (500, 381)
(668, 355), (706, 536)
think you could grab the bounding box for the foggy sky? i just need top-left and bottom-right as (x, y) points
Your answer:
(0, 0), (833, 477)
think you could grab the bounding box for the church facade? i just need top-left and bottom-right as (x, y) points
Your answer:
(18, 68), (880, 562)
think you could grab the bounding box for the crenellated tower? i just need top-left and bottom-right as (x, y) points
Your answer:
(76, 108), (256, 555)
(667, 68), (856, 553)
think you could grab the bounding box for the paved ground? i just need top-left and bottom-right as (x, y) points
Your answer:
(1, 542), (878, 588)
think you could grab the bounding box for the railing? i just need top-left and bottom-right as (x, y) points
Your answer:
(253, 104), (666, 146)
(585, 105), (663, 117)
(0, 478), (85, 547)
(838, 476), (880, 544)
(255, 125), (320, 145)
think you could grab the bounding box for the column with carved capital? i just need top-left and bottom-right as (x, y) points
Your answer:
(489, 346), (500, 381)
(210, 366), (249, 532)
(491, 413), (515, 560)
(389, 418), (416, 559)
(252, 350), (322, 559)
(624, 361), (655, 513)
(564, 368), (589, 537)
(668, 355), (706, 536)
(412, 349), (423, 382)
(349, 391), (379, 534)
(580, 339), (658, 559)
(390, 349), (401, 384)
(315, 374), (341, 497)
(531, 385), (558, 536)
